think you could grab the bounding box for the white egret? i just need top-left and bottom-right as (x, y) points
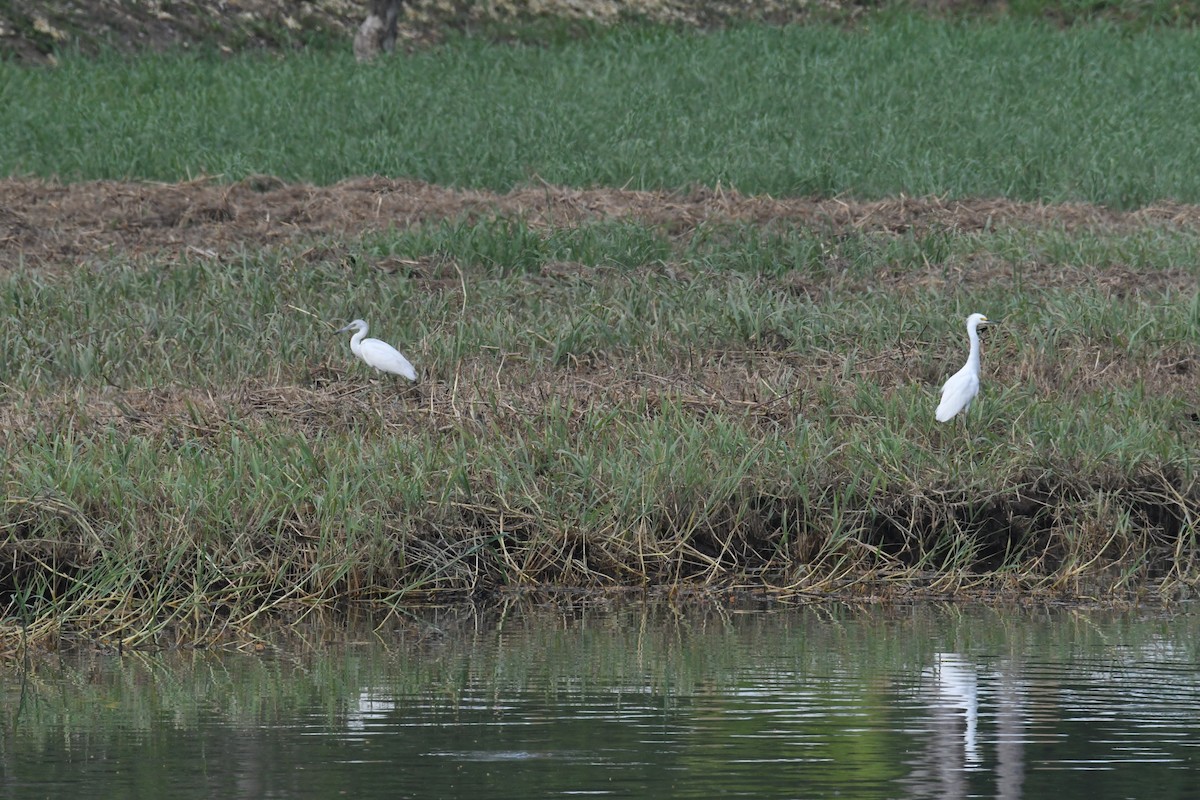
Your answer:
(336, 319), (417, 381)
(935, 313), (993, 422)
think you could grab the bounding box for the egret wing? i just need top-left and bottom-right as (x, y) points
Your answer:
(936, 368), (979, 422)
(360, 338), (417, 381)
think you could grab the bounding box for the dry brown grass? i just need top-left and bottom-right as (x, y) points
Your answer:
(7, 176), (1200, 271)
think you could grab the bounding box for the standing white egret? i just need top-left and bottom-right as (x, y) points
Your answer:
(336, 319), (417, 381)
(935, 313), (993, 422)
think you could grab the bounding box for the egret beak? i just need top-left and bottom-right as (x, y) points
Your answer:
(335, 323), (354, 334)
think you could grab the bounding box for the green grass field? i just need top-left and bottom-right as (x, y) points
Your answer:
(4, 11), (1200, 647)
(3, 18), (1200, 206)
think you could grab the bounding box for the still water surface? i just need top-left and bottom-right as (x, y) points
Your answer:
(3, 602), (1198, 799)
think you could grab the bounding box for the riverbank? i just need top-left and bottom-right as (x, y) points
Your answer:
(3, 176), (1199, 650)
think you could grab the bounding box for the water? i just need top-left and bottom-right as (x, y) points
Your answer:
(2, 602), (1199, 799)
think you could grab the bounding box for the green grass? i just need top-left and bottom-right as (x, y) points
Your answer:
(3, 215), (1200, 646)
(4, 18), (1200, 207)
(5, 219), (1199, 390)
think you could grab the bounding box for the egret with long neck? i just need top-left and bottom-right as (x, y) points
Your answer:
(935, 313), (992, 422)
(336, 319), (417, 381)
